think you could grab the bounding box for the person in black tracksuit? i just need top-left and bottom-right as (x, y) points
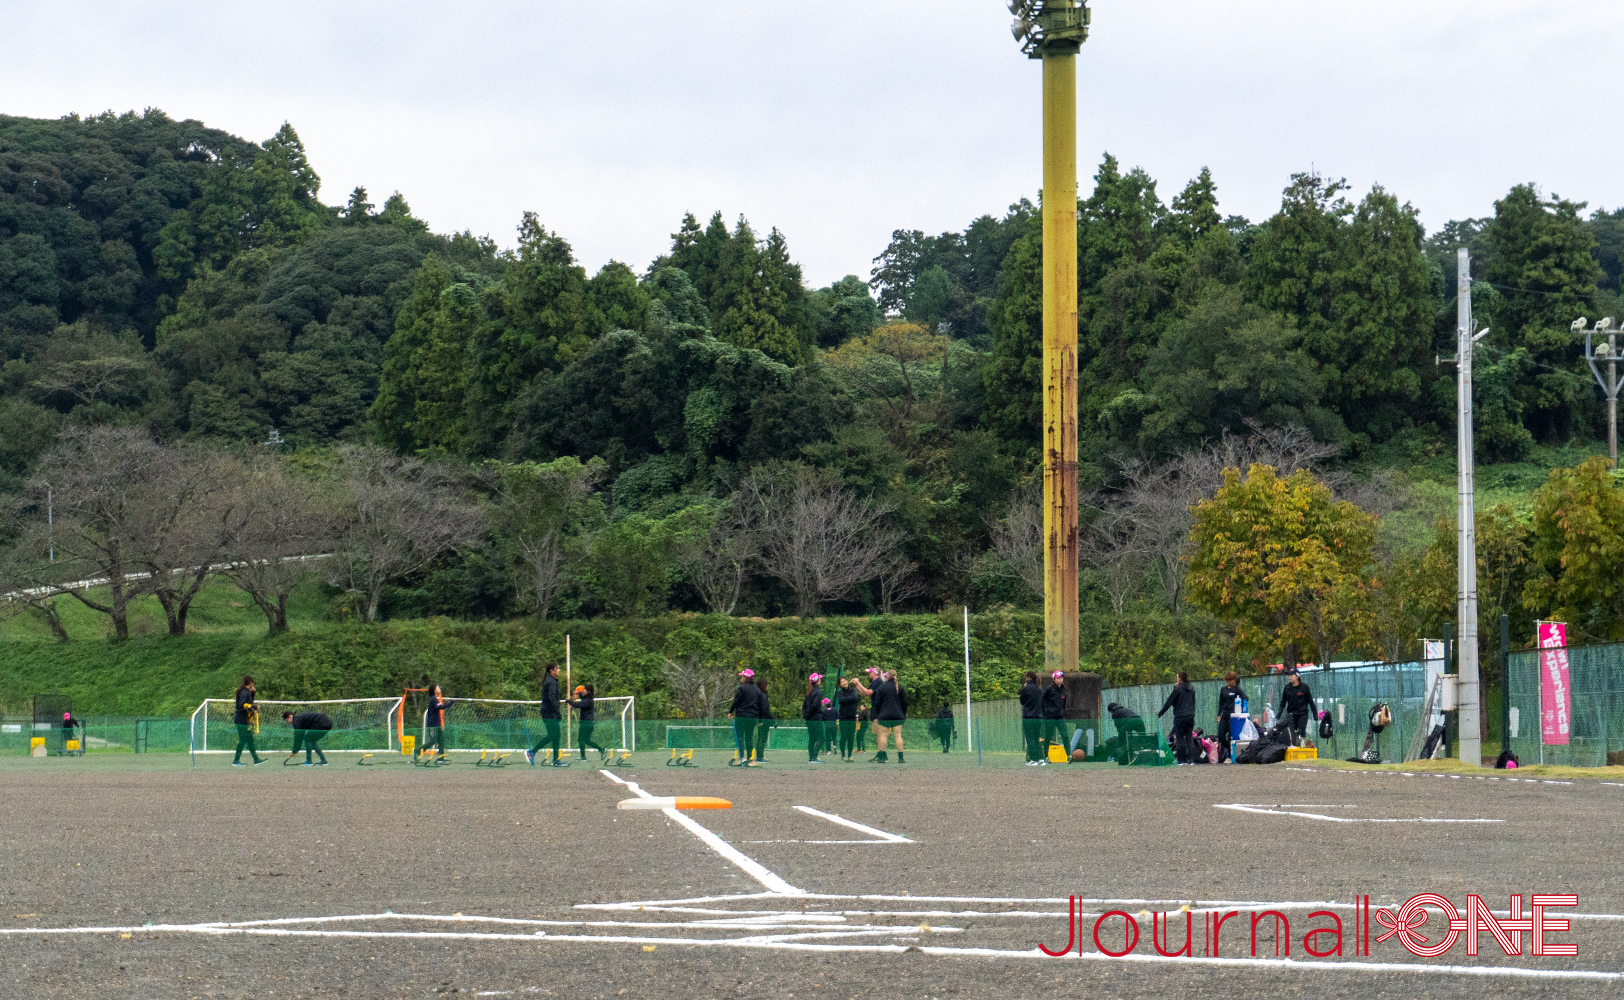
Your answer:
(865, 671), (908, 763)
(1019, 671), (1045, 764)
(819, 698), (839, 756)
(929, 704), (955, 753)
(568, 683), (607, 761)
(528, 663), (568, 766)
(1156, 672), (1197, 764)
(728, 670), (761, 766)
(801, 676), (826, 763)
(754, 677), (774, 763)
(1216, 672), (1244, 763)
(1278, 671), (1315, 745)
(835, 679), (859, 761)
(1041, 671), (1068, 758)
(420, 684), (452, 760)
(232, 676), (265, 766)
(282, 710), (333, 764)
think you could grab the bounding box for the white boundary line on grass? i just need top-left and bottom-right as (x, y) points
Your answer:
(599, 769), (801, 895)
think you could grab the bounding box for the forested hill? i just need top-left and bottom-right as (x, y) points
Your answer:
(2, 108), (1622, 650)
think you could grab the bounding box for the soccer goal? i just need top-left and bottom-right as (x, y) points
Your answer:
(189, 698), (401, 755)
(411, 697), (635, 754)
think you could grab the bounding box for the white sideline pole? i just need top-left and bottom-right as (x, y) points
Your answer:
(566, 634), (572, 751)
(964, 607), (974, 753)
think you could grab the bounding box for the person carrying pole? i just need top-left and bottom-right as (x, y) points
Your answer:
(232, 675), (266, 766)
(282, 710), (333, 765)
(728, 669), (761, 767)
(801, 674), (826, 764)
(835, 677), (859, 761)
(526, 663), (568, 767)
(418, 683), (453, 762)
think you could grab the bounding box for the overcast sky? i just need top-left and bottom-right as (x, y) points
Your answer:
(5, 1), (1622, 286)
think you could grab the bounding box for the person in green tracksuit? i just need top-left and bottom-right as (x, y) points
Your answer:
(527, 664), (568, 766)
(419, 684), (453, 761)
(232, 676), (266, 766)
(727, 669), (761, 767)
(283, 710), (333, 765)
(801, 674), (826, 764)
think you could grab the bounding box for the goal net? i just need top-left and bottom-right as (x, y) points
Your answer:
(666, 724), (808, 751)
(411, 697), (635, 754)
(189, 698), (401, 755)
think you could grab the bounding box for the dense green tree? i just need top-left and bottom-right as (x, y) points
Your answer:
(588, 260), (651, 332)
(810, 275), (881, 349)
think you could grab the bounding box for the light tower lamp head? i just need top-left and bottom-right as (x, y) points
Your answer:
(1005, 0), (1091, 58)
(1572, 317), (1589, 333)
(1599, 317), (1615, 333)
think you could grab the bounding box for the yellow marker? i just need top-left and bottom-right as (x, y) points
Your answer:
(616, 796), (731, 811)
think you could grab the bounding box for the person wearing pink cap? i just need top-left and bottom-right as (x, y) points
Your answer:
(800, 674), (826, 764)
(727, 669), (763, 767)
(1041, 670), (1068, 760)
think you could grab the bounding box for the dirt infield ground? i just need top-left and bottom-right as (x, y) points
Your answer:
(1, 751), (1621, 999)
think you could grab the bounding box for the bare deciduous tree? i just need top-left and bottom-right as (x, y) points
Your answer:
(673, 498), (758, 616)
(876, 552), (925, 613)
(984, 483), (1045, 601)
(488, 457), (603, 621)
(20, 426), (173, 640)
(660, 652), (740, 720)
(137, 445), (241, 636)
(1080, 508), (1149, 615)
(219, 452), (338, 635)
(327, 446), (483, 623)
(745, 465), (900, 618)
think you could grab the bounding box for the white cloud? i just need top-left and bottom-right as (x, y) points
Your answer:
(3, 0), (1620, 285)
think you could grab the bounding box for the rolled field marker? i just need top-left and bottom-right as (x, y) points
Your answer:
(616, 796), (732, 811)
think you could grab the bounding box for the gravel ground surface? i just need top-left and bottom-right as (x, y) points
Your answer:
(1, 752), (1621, 999)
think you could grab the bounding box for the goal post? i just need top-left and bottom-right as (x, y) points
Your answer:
(189, 698), (400, 754)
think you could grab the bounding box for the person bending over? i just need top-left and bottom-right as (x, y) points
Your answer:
(527, 663), (569, 767)
(283, 710), (333, 765)
(232, 676), (266, 766)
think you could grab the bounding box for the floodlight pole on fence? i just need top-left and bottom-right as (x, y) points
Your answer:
(963, 607), (974, 753)
(1454, 248), (1482, 766)
(1009, 1), (1090, 683)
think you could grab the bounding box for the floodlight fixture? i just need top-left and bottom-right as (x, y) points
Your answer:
(1004, 0), (1091, 58)
(1600, 317), (1616, 332)
(1572, 317), (1589, 332)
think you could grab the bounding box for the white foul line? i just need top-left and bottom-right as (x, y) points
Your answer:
(1214, 803), (1504, 824)
(792, 806), (913, 843)
(600, 770), (802, 896)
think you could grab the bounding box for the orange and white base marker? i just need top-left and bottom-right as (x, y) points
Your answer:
(616, 796), (732, 811)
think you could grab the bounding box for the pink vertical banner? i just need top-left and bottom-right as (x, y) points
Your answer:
(1538, 621), (1571, 746)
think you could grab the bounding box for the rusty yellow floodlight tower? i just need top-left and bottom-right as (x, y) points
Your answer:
(1010, 0), (1090, 678)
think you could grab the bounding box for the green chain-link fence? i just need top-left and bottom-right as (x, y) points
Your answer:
(1505, 640), (1624, 767)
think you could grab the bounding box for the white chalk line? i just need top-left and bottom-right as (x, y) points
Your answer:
(599, 770), (801, 896)
(3, 912), (1619, 980)
(1214, 803), (1504, 824)
(1286, 766), (1575, 786)
(791, 805), (913, 843)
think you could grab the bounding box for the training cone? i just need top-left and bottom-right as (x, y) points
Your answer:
(616, 796), (732, 811)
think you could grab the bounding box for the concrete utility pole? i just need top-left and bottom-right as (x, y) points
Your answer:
(1572, 317), (1620, 468)
(1009, 0), (1090, 679)
(1455, 248), (1482, 765)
